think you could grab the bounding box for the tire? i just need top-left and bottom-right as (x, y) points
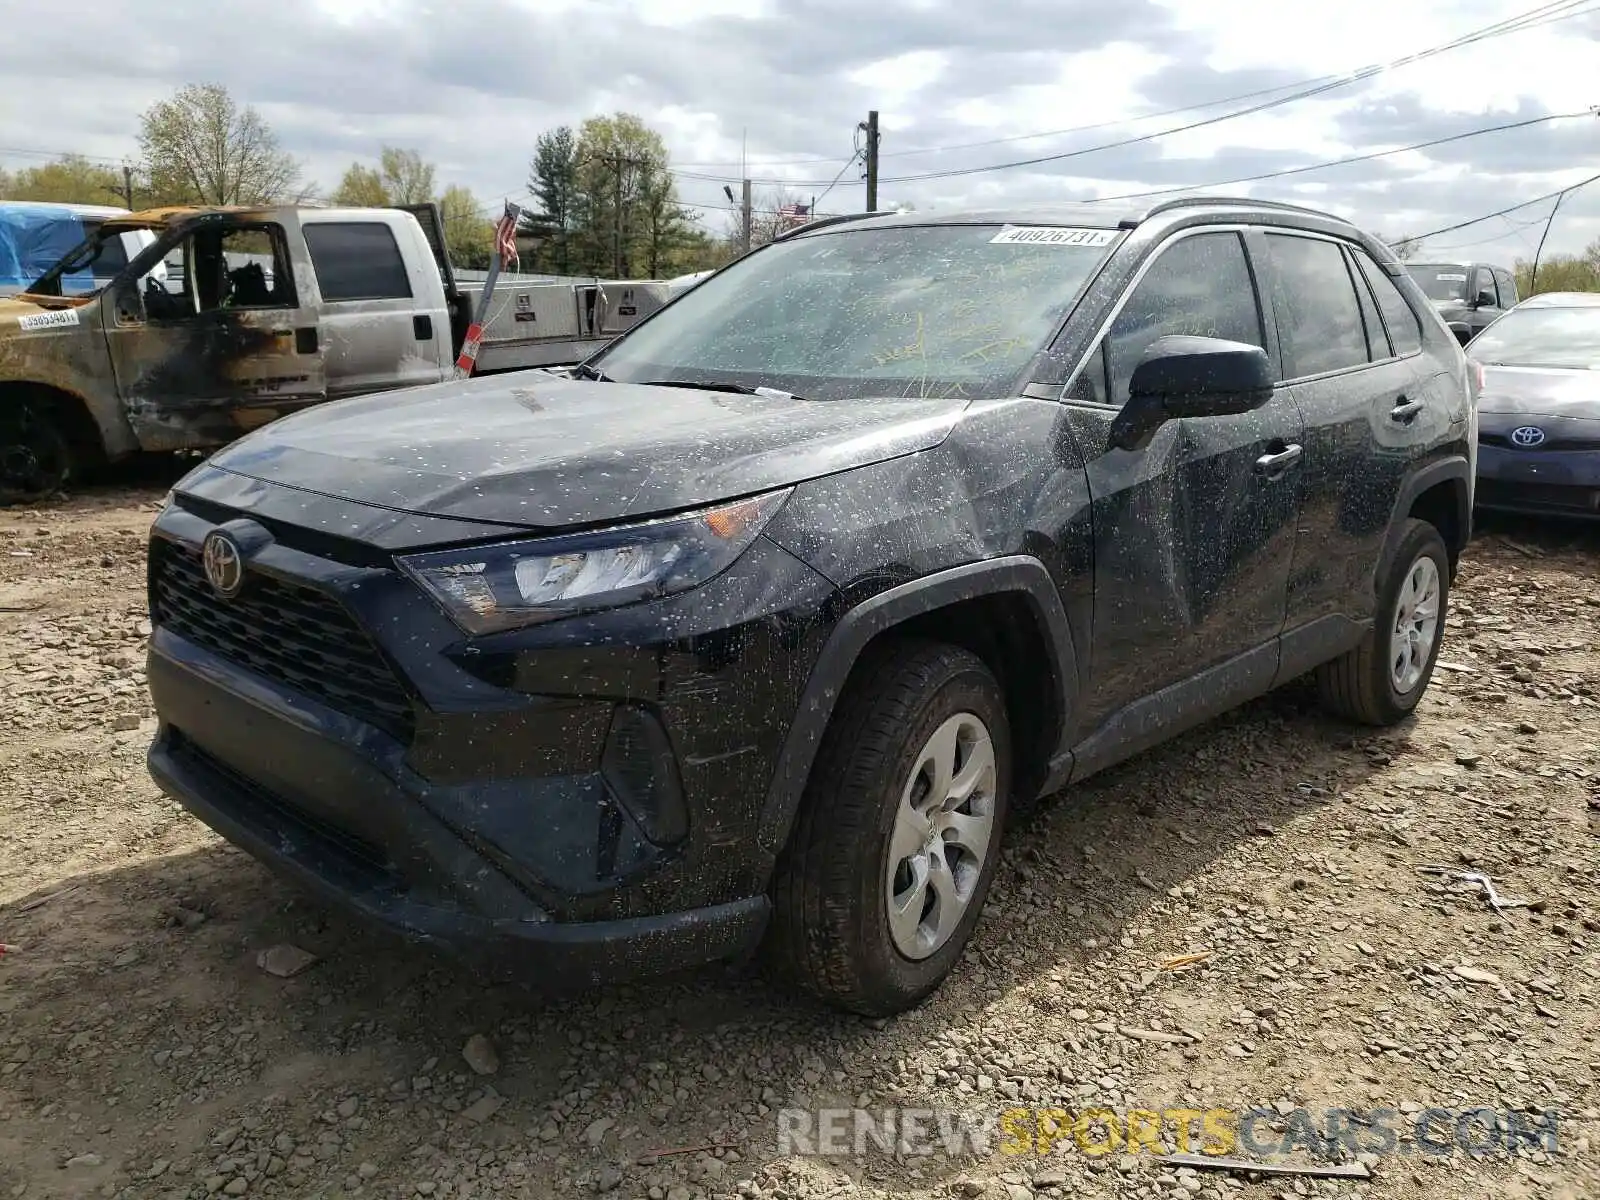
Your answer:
(0, 402), (73, 505)
(765, 640), (1012, 1016)
(1316, 518), (1451, 725)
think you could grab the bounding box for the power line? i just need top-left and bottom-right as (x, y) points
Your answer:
(1087, 109), (1597, 204)
(673, 0), (1599, 188)
(873, 0), (1600, 186)
(667, 0), (1596, 172)
(1407, 170), (1600, 240)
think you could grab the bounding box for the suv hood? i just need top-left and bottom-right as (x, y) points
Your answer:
(205, 372), (970, 529)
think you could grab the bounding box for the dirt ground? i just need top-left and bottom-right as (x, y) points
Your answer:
(1, 474), (1597, 1200)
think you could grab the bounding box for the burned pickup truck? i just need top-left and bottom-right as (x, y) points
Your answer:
(0, 203), (671, 503)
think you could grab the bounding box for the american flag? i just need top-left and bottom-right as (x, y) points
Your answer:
(494, 202), (520, 268)
(779, 202), (810, 227)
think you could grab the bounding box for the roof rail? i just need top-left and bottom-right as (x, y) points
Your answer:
(771, 209), (892, 242)
(1142, 195), (1350, 222)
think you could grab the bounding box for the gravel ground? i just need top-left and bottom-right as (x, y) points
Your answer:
(1, 477), (1597, 1200)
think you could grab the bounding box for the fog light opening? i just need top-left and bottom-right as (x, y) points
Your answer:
(601, 704), (689, 847)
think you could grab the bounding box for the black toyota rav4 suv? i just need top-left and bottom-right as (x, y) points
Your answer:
(145, 197), (1476, 1016)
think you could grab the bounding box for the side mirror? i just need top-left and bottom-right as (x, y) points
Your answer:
(1473, 290), (1496, 309)
(1108, 335), (1275, 452)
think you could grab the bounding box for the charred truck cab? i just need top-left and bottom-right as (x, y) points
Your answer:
(0, 204), (671, 504)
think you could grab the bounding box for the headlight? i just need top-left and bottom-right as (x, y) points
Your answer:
(396, 488), (792, 635)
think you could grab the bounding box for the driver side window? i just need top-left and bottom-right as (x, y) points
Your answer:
(143, 224), (296, 322)
(1474, 267), (1498, 307)
(1103, 232), (1266, 407)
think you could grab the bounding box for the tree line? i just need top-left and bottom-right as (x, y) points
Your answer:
(0, 82), (739, 276)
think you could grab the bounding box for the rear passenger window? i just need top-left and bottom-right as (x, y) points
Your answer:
(1105, 231), (1265, 407)
(302, 222), (412, 302)
(1352, 250), (1424, 356)
(1266, 233), (1369, 377)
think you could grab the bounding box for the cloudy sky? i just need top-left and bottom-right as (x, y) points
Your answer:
(3, 0), (1598, 265)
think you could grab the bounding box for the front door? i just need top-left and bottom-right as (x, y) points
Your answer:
(1058, 228), (1305, 752)
(104, 218), (325, 451)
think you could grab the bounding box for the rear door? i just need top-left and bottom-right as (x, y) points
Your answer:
(299, 215), (451, 398)
(103, 217), (327, 449)
(1263, 231), (1429, 671)
(1058, 227), (1306, 738)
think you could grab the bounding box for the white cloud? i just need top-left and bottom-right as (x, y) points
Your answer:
(0, 0), (1595, 264)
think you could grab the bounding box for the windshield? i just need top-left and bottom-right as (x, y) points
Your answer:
(590, 222), (1122, 400)
(1467, 305), (1600, 369)
(1406, 264), (1471, 303)
(1, 212), (128, 295)
(21, 224), (135, 298)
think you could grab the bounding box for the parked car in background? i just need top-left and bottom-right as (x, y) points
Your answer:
(144, 196), (1475, 1015)
(664, 268), (713, 297)
(0, 202), (667, 504)
(1405, 259), (1519, 344)
(1466, 290), (1600, 521)
(0, 202), (160, 298)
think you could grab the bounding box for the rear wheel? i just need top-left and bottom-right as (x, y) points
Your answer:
(1316, 518), (1450, 725)
(0, 403), (73, 504)
(766, 641), (1011, 1016)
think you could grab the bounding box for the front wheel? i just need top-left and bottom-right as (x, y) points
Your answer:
(0, 403), (73, 505)
(1316, 518), (1451, 725)
(765, 641), (1012, 1016)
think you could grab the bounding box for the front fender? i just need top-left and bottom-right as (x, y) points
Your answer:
(753, 555), (1079, 858)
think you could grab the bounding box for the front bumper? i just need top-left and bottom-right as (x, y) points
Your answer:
(143, 484), (837, 987)
(1475, 442), (1600, 520)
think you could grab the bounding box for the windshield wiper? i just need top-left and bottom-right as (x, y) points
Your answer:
(570, 361), (612, 382)
(639, 379), (810, 401)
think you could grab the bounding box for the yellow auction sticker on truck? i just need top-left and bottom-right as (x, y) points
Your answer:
(990, 226), (1118, 247)
(17, 308), (81, 332)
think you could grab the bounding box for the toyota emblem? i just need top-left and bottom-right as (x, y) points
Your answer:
(1510, 425), (1547, 448)
(201, 530), (245, 598)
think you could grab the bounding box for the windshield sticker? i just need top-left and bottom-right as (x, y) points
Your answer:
(990, 226), (1118, 248)
(17, 308), (81, 332)
(1435, 273), (1468, 281)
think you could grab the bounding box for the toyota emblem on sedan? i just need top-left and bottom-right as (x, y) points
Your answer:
(1510, 425), (1547, 447)
(202, 530), (245, 598)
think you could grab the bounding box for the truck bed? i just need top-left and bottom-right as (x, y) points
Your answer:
(456, 277), (673, 372)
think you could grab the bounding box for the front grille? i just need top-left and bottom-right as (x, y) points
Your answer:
(151, 539), (417, 744)
(1477, 480), (1600, 514)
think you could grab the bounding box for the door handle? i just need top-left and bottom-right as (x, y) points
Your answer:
(413, 314), (433, 341)
(1254, 444), (1303, 478)
(1390, 397), (1424, 423)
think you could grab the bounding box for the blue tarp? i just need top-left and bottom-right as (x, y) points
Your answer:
(0, 205), (109, 293)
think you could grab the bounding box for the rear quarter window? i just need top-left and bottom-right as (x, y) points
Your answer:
(302, 222), (413, 302)
(1353, 250), (1424, 356)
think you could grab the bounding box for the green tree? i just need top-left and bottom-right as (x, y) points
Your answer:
(525, 126), (579, 273)
(440, 185), (494, 270)
(379, 147), (435, 206)
(0, 155), (125, 206)
(331, 163), (389, 206)
(1514, 237), (1600, 296)
(572, 112), (691, 277)
(136, 82), (303, 205)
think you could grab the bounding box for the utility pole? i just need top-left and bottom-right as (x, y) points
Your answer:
(120, 164), (135, 209)
(740, 178), (752, 253)
(862, 110), (880, 213)
(612, 152), (625, 278)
